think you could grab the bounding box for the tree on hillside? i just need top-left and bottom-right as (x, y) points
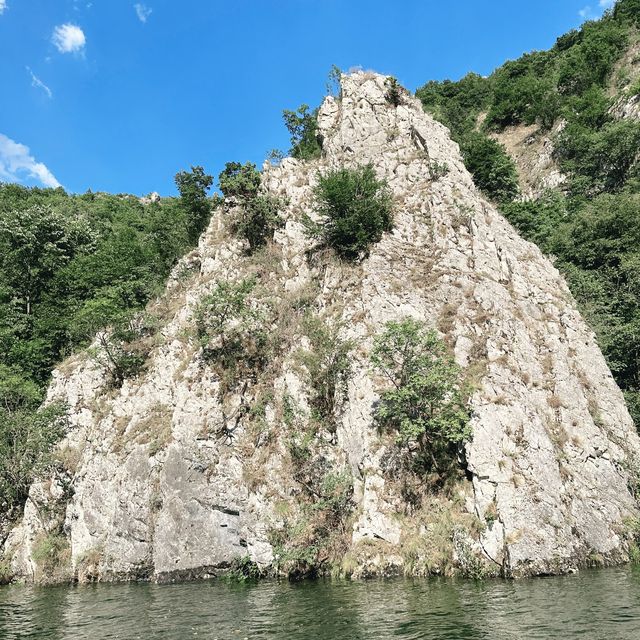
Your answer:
(174, 165), (214, 242)
(283, 104), (322, 160)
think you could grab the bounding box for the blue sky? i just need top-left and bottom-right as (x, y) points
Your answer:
(0, 0), (616, 196)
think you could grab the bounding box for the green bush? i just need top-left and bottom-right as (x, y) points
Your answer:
(32, 532), (70, 576)
(218, 162), (261, 200)
(371, 318), (471, 475)
(556, 20), (627, 95)
(283, 104), (322, 161)
(236, 195), (285, 253)
(385, 76), (403, 106)
(308, 164), (393, 260)
(0, 366), (68, 523)
(485, 52), (556, 129)
(218, 162), (284, 252)
(194, 278), (269, 389)
(225, 555), (262, 582)
(296, 316), (352, 427)
(614, 0), (640, 25)
(460, 133), (519, 202)
(555, 119), (640, 196)
(270, 467), (353, 578)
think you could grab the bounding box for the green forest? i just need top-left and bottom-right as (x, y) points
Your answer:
(0, 0), (639, 526)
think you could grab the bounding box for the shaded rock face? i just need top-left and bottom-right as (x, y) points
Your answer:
(6, 72), (640, 583)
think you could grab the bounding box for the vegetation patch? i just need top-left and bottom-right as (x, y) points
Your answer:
(218, 162), (285, 253)
(32, 532), (71, 583)
(0, 554), (13, 585)
(385, 76), (404, 106)
(306, 164), (394, 260)
(295, 315), (352, 430)
(224, 555), (263, 582)
(371, 318), (471, 479)
(270, 464), (354, 579)
(194, 277), (271, 394)
(283, 104), (323, 161)
(0, 366), (68, 529)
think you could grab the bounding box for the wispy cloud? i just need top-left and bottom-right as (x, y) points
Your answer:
(26, 67), (52, 99)
(0, 1), (7, 15)
(134, 3), (152, 23)
(0, 134), (61, 188)
(52, 23), (86, 54)
(579, 0), (615, 20)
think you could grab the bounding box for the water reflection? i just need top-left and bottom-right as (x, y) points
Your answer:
(1, 567), (640, 639)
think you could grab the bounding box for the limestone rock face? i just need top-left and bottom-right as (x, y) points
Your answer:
(490, 121), (567, 200)
(6, 72), (640, 582)
(611, 93), (640, 121)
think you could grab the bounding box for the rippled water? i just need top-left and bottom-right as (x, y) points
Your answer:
(2, 566), (640, 639)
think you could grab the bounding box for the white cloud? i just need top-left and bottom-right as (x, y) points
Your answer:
(134, 3), (152, 23)
(0, 1), (7, 15)
(0, 134), (61, 188)
(26, 67), (52, 99)
(579, 0), (614, 20)
(52, 24), (86, 54)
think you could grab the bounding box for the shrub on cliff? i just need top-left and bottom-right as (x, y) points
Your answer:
(270, 467), (353, 578)
(308, 164), (393, 260)
(283, 104), (322, 161)
(371, 319), (471, 476)
(460, 133), (520, 203)
(0, 366), (68, 524)
(218, 162), (261, 200)
(218, 162), (285, 252)
(296, 316), (352, 428)
(385, 76), (403, 106)
(175, 165), (214, 242)
(194, 278), (269, 389)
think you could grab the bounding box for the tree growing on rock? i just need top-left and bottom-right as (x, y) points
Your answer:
(218, 162), (285, 253)
(0, 365), (68, 529)
(194, 278), (269, 389)
(283, 104), (322, 160)
(371, 318), (471, 476)
(175, 165), (214, 242)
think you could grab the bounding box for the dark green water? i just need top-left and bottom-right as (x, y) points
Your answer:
(2, 566), (640, 639)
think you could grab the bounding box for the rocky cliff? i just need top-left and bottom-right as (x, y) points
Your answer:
(5, 72), (640, 583)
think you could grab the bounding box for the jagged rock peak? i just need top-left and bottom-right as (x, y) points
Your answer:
(5, 72), (640, 584)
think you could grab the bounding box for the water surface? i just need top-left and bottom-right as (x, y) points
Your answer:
(2, 566), (640, 639)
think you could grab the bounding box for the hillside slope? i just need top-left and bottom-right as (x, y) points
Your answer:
(417, 0), (640, 426)
(4, 73), (640, 584)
